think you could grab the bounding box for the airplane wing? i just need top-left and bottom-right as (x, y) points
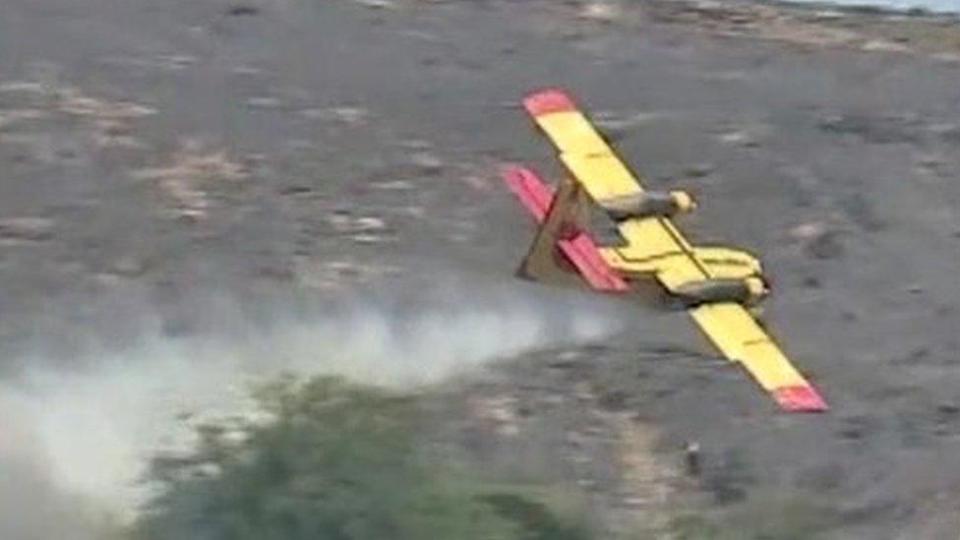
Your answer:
(522, 88), (827, 412)
(523, 89), (705, 291)
(690, 303), (827, 411)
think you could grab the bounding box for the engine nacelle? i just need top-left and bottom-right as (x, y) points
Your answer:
(600, 191), (696, 221)
(673, 276), (768, 307)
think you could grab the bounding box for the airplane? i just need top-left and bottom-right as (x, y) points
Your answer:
(502, 88), (828, 413)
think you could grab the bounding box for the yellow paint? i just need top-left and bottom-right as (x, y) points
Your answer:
(537, 112), (622, 157)
(529, 100), (815, 403)
(670, 191), (697, 213)
(615, 220), (692, 266)
(600, 247), (684, 275)
(560, 152), (642, 201)
(534, 109), (709, 293)
(694, 247), (762, 279)
(691, 304), (808, 390)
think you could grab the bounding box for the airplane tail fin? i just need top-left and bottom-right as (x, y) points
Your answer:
(501, 165), (629, 293)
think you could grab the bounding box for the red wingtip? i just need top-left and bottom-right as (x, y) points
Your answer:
(772, 385), (829, 413)
(523, 88), (577, 117)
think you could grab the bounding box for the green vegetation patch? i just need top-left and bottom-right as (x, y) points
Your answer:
(132, 375), (591, 540)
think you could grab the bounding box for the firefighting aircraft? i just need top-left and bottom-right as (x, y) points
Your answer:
(502, 88), (827, 413)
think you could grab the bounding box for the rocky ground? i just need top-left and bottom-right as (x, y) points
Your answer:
(2, 0), (960, 538)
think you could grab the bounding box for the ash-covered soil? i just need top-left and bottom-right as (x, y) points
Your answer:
(2, 0), (959, 538)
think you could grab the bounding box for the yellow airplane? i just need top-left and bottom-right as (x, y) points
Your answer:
(503, 88), (827, 413)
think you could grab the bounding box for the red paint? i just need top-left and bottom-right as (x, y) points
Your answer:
(501, 165), (629, 293)
(772, 384), (829, 413)
(563, 232), (630, 292)
(523, 89), (577, 117)
(501, 164), (553, 222)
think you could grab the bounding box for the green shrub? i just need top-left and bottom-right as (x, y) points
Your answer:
(134, 375), (590, 540)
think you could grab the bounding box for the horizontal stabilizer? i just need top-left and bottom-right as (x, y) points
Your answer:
(501, 165), (629, 293)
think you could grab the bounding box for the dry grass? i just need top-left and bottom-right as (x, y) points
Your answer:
(132, 142), (248, 221)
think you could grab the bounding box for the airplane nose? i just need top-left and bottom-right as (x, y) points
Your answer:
(762, 274), (774, 292)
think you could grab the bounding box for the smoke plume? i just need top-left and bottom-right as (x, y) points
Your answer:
(0, 276), (632, 536)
